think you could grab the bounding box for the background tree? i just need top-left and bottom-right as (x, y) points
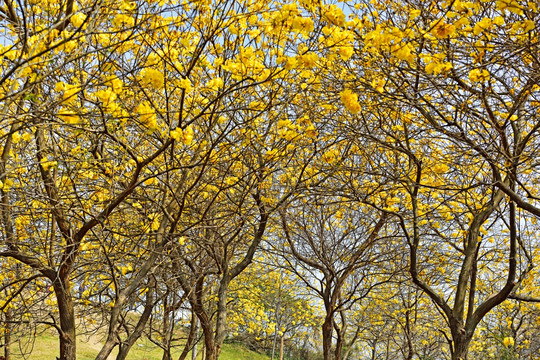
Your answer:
(279, 193), (390, 360)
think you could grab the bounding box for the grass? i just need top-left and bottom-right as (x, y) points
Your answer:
(219, 343), (271, 360)
(10, 330), (271, 360)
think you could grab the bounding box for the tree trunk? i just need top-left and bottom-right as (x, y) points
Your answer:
(96, 314), (121, 360)
(202, 324), (216, 360)
(192, 305), (215, 360)
(117, 288), (154, 360)
(271, 330), (277, 360)
(334, 326), (343, 360)
(214, 275), (229, 359)
(322, 315), (333, 360)
(191, 317), (199, 360)
(162, 296), (172, 360)
(279, 336), (284, 360)
(404, 308), (414, 360)
(97, 339), (117, 360)
(178, 312), (198, 360)
(53, 280), (76, 360)
(4, 308), (11, 360)
(162, 349), (172, 360)
(451, 329), (471, 360)
(271, 298), (282, 360)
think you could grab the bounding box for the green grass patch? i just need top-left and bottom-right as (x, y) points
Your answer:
(9, 331), (271, 360)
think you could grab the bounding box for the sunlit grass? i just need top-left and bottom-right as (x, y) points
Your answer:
(10, 330), (271, 360)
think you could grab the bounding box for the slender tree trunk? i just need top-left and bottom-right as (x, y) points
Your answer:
(342, 324), (361, 360)
(162, 296), (172, 360)
(271, 331), (277, 360)
(192, 305), (215, 360)
(404, 308), (414, 360)
(201, 323), (216, 360)
(279, 336), (284, 360)
(4, 308), (11, 360)
(214, 275), (229, 359)
(116, 287), (154, 360)
(334, 326), (343, 360)
(370, 339), (377, 360)
(190, 280), (216, 360)
(271, 323), (279, 360)
(191, 317), (199, 360)
(53, 279), (76, 360)
(271, 297), (282, 360)
(97, 339), (117, 360)
(178, 312), (198, 360)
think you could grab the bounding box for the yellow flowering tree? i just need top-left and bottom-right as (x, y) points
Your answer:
(333, 0), (540, 359)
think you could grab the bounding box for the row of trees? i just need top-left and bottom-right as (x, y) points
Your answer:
(1, 0), (540, 359)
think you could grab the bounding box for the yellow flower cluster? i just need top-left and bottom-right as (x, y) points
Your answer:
(297, 52), (319, 68)
(291, 16), (315, 33)
(71, 13), (87, 28)
(179, 78), (192, 92)
(170, 126), (194, 145)
(468, 68), (490, 83)
(58, 110), (80, 124)
(340, 89), (361, 113)
(496, 0), (524, 15)
(473, 17), (493, 35)
(322, 5), (346, 27)
(141, 68), (164, 88)
(422, 53), (453, 75)
(503, 337), (514, 348)
(205, 77), (223, 91)
(431, 21), (456, 38)
(56, 82), (80, 104)
(112, 13), (135, 28)
(136, 102), (157, 132)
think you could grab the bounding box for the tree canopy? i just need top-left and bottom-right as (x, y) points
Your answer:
(1, 0), (540, 360)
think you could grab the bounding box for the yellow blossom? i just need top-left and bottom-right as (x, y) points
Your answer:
(179, 78), (192, 92)
(182, 126), (194, 145)
(205, 77), (223, 91)
(58, 110), (80, 124)
(336, 46), (354, 60)
(340, 89), (362, 113)
(431, 22), (456, 38)
(474, 17), (492, 35)
(136, 102), (158, 132)
(71, 13), (87, 28)
(469, 68), (490, 83)
(503, 337), (514, 348)
(141, 68), (164, 88)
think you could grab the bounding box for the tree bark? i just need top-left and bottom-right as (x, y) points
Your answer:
(53, 279), (76, 360)
(214, 275), (229, 358)
(190, 288), (215, 360)
(178, 312), (198, 360)
(200, 315), (216, 360)
(191, 317), (199, 360)
(162, 295), (172, 360)
(322, 315), (333, 360)
(334, 324), (343, 360)
(116, 287), (154, 360)
(450, 330), (471, 360)
(4, 308), (11, 360)
(279, 336), (284, 360)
